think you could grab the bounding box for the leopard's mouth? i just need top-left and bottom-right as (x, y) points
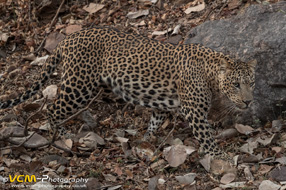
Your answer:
(236, 101), (253, 111)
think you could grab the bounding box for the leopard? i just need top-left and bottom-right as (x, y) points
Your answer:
(0, 27), (256, 159)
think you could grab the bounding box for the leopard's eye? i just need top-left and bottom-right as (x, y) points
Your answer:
(250, 82), (255, 87)
(233, 82), (240, 88)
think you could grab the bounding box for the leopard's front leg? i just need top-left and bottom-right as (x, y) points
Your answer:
(178, 76), (229, 160)
(181, 104), (226, 158)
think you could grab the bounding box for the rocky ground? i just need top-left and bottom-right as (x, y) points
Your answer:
(0, 0), (285, 189)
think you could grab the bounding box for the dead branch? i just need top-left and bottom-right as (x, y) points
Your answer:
(15, 131), (36, 147)
(52, 142), (91, 156)
(34, 0), (66, 53)
(153, 125), (175, 157)
(152, 113), (180, 158)
(49, 0), (65, 31)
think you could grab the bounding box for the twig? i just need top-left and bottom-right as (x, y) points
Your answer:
(34, 0), (65, 53)
(24, 96), (48, 136)
(34, 35), (48, 54)
(52, 88), (103, 142)
(52, 142), (91, 156)
(152, 113), (180, 158)
(153, 125), (175, 157)
(49, 0), (65, 31)
(217, 2), (228, 16)
(16, 132), (36, 147)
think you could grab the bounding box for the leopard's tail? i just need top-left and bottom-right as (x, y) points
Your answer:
(0, 48), (62, 109)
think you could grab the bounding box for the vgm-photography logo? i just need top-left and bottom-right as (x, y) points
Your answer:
(1, 175), (88, 184)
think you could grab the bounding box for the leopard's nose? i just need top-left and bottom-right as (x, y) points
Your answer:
(243, 100), (252, 107)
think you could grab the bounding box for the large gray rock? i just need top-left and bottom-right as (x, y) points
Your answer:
(185, 2), (286, 124)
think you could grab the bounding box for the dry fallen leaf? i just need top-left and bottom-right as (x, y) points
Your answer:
(276, 157), (286, 165)
(55, 139), (73, 151)
(23, 53), (36, 61)
(125, 169), (133, 180)
(102, 173), (117, 182)
(235, 123), (254, 135)
(228, 0), (242, 10)
(258, 164), (273, 175)
(152, 28), (172, 36)
(114, 165), (123, 176)
(175, 173), (197, 184)
(258, 180), (281, 190)
(10, 132), (49, 148)
(20, 154), (32, 162)
(219, 182), (246, 189)
(158, 178), (166, 185)
(83, 3), (104, 14)
(127, 10), (149, 19)
(220, 173), (236, 184)
(44, 32), (65, 53)
(136, 141), (154, 160)
(107, 185), (122, 190)
(130, 20), (146, 27)
(115, 136), (129, 143)
(125, 129), (137, 136)
(257, 134), (276, 146)
(150, 159), (166, 169)
(184, 2), (205, 14)
(64, 139), (73, 150)
(271, 119), (283, 132)
(0, 32), (9, 42)
(215, 128), (239, 139)
(172, 24), (181, 35)
(79, 132), (105, 149)
(42, 85), (58, 100)
(210, 159), (236, 175)
(163, 145), (195, 167)
(199, 154), (212, 172)
(30, 55), (49, 66)
(239, 140), (258, 154)
(272, 147), (282, 153)
(65, 25), (82, 34)
(165, 145), (187, 167)
(243, 165), (254, 181)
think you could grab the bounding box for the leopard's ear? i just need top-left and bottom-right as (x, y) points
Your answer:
(248, 59), (257, 69)
(219, 58), (231, 74)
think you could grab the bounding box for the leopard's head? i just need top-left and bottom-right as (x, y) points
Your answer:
(218, 58), (257, 110)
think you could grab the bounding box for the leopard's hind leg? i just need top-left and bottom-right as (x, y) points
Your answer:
(144, 110), (169, 140)
(47, 73), (100, 138)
